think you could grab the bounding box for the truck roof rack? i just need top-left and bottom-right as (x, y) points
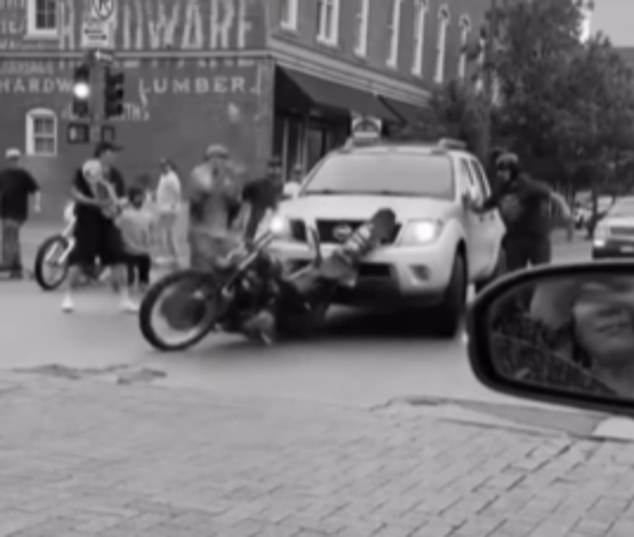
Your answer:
(436, 138), (467, 150)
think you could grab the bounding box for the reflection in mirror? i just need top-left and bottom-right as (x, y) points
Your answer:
(487, 273), (634, 400)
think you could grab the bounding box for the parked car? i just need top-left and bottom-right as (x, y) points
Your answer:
(268, 135), (506, 338)
(592, 196), (634, 259)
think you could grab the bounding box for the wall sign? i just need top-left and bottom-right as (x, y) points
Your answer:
(81, 0), (116, 49)
(351, 116), (382, 141)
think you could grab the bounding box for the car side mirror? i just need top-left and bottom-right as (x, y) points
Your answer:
(467, 262), (634, 417)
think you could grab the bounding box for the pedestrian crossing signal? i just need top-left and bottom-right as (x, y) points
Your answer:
(67, 122), (90, 144)
(104, 68), (125, 119)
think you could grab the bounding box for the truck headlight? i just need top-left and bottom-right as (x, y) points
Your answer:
(594, 224), (609, 246)
(269, 214), (291, 237)
(399, 219), (443, 245)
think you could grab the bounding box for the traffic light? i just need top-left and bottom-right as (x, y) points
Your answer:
(72, 63), (91, 118)
(104, 67), (125, 119)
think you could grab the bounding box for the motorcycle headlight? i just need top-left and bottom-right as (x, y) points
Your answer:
(399, 219), (443, 245)
(269, 214), (291, 237)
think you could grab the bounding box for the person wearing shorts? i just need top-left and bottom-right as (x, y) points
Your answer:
(61, 159), (132, 313)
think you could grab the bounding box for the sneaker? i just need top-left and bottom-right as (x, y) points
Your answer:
(61, 295), (74, 313)
(119, 297), (140, 314)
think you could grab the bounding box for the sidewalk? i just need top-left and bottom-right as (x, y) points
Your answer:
(1, 372), (633, 537)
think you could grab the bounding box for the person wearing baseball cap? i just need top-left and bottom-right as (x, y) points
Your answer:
(187, 142), (241, 269)
(0, 147), (41, 278)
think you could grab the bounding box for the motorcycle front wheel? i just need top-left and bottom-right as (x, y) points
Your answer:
(34, 234), (71, 291)
(139, 269), (223, 352)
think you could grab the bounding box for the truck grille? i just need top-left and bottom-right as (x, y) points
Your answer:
(316, 220), (401, 244)
(610, 226), (634, 236)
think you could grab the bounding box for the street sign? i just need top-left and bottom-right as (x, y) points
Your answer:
(81, 0), (116, 50)
(90, 49), (115, 63)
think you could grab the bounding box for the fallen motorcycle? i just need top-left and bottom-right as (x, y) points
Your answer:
(138, 208), (397, 352)
(33, 201), (105, 291)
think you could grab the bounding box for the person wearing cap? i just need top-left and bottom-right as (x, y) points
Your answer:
(239, 156), (284, 241)
(187, 144), (242, 269)
(527, 275), (634, 396)
(61, 151), (132, 313)
(468, 152), (572, 272)
(155, 158), (182, 267)
(0, 148), (40, 278)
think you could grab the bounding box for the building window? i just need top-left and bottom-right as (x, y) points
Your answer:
(434, 4), (450, 84)
(25, 108), (57, 157)
(317, 0), (341, 46)
(457, 14), (472, 80)
(354, 0), (370, 57)
(26, 0), (58, 38)
(386, 0), (403, 68)
(280, 0), (298, 30)
(412, 0), (429, 76)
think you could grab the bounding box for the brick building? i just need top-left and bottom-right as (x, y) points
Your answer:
(0, 0), (493, 219)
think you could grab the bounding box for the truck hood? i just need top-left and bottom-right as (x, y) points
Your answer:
(278, 194), (455, 222)
(604, 216), (634, 227)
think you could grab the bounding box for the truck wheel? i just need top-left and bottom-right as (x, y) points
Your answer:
(434, 253), (467, 338)
(474, 245), (507, 294)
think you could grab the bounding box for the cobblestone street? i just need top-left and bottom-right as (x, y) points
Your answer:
(1, 373), (633, 537)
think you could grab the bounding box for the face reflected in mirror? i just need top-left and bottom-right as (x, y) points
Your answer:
(487, 273), (634, 399)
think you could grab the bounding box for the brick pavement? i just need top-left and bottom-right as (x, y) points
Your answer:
(0, 373), (633, 537)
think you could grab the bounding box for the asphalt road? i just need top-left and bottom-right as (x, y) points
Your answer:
(0, 232), (592, 414)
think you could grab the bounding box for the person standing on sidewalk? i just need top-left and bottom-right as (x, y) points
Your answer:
(0, 148), (41, 279)
(155, 158), (182, 267)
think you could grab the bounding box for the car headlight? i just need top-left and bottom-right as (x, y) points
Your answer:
(594, 223), (609, 243)
(269, 214), (291, 237)
(399, 219), (443, 245)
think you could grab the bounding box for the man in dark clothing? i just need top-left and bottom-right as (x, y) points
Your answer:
(241, 157), (284, 241)
(62, 142), (132, 313)
(0, 148), (41, 278)
(470, 152), (571, 272)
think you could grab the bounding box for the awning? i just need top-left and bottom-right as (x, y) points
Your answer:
(277, 68), (399, 122)
(379, 97), (425, 126)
